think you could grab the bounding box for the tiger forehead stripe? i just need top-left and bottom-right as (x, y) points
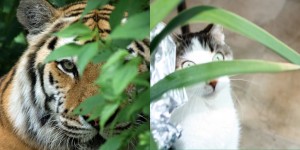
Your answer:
(83, 15), (110, 22)
(48, 37), (58, 51)
(32, 22), (65, 51)
(61, 1), (87, 11)
(63, 3), (114, 15)
(64, 10), (85, 18)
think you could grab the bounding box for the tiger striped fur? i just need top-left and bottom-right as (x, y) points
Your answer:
(0, 0), (149, 150)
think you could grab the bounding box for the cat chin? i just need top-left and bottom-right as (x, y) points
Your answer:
(170, 79), (239, 150)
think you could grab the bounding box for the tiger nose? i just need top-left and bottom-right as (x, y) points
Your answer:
(208, 80), (217, 90)
(83, 114), (100, 128)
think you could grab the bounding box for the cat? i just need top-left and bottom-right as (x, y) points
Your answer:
(170, 24), (240, 149)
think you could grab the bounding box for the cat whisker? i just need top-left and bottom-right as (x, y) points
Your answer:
(230, 84), (260, 104)
(231, 89), (242, 108)
(230, 78), (259, 86)
(230, 83), (249, 92)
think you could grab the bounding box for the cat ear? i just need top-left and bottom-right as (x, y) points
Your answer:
(203, 24), (225, 45)
(173, 34), (183, 47)
(17, 0), (58, 34)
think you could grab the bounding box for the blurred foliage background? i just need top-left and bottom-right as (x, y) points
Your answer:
(0, 0), (25, 76)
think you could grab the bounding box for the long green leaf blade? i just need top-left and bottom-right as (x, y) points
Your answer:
(150, 60), (300, 101)
(100, 131), (130, 150)
(150, 0), (181, 30)
(150, 6), (300, 64)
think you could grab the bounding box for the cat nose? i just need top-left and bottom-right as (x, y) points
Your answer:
(208, 80), (217, 90)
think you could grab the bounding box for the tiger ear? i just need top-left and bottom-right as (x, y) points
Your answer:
(17, 0), (58, 34)
(202, 24), (225, 45)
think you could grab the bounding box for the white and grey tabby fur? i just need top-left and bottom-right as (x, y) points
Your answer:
(170, 24), (240, 149)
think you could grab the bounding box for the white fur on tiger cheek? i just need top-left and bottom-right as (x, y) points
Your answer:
(8, 54), (39, 139)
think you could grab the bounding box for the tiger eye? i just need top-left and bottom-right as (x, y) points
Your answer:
(62, 61), (75, 70)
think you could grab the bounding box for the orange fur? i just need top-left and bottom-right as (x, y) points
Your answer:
(0, 127), (32, 150)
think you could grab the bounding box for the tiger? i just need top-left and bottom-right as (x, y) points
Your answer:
(0, 0), (149, 150)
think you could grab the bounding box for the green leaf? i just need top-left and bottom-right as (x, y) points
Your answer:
(55, 23), (92, 38)
(100, 131), (130, 150)
(109, 0), (128, 31)
(96, 51), (127, 93)
(132, 123), (150, 150)
(101, 50), (128, 70)
(48, 0), (65, 7)
(132, 72), (150, 87)
(73, 94), (105, 115)
(139, 131), (150, 146)
(81, 0), (110, 18)
(110, 0), (147, 31)
(150, 134), (158, 150)
(92, 50), (114, 64)
(45, 43), (81, 63)
(100, 102), (120, 132)
(112, 57), (140, 96)
(95, 50), (127, 88)
(75, 29), (98, 41)
(13, 32), (26, 44)
(150, 60), (300, 101)
(110, 11), (149, 40)
(150, 6), (300, 64)
(115, 89), (149, 122)
(150, 0), (181, 30)
(96, 50), (141, 99)
(111, 39), (132, 48)
(77, 42), (99, 75)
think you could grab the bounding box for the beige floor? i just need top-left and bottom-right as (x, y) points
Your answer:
(165, 0), (300, 148)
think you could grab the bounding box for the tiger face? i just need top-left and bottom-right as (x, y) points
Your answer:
(3, 0), (140, 149)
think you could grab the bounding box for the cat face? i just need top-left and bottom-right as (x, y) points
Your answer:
(175, 24), (233, 97)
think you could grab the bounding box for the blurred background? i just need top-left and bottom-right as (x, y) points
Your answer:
(165, 0), (300, 148)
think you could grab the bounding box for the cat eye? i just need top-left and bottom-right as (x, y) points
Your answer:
(212, 52), (224, 61)
(182, 60), (196, 68)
